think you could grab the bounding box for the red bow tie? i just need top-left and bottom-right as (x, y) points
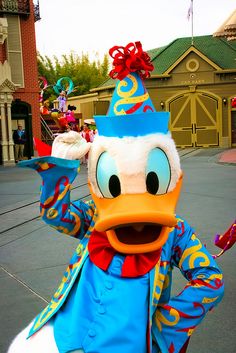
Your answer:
(88, 229), (162, 278)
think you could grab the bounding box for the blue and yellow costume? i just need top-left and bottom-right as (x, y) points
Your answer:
(21, 156), (224, 353)
(20, 42), (224, 353)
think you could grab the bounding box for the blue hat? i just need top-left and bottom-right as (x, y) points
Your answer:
(94, 42), (170, 138)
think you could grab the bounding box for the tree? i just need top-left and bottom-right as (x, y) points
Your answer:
(37, 52), (110, 106)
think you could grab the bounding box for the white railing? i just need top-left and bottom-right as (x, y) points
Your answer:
(40, 115), (55, 143)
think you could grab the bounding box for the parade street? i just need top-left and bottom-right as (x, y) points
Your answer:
(0, 148), (235, 353)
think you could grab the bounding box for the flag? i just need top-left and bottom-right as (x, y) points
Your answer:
(187, 0), (193, 20)
(33, 137), (52, 156)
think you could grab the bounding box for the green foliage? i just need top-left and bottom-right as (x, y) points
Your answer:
(37, 52), (110, 105)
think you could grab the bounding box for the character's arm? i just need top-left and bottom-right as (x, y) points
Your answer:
(30, 131), (92, 238)
(153, 219), (224, 353)
(20, 156), (93, 239)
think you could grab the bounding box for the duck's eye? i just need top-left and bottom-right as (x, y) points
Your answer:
(146, 148), (171, 195)
(96, 152), (121, 198)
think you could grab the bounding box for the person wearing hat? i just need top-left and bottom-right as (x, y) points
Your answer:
(13, 124), (27, 162)
(8, 42), (229, 353)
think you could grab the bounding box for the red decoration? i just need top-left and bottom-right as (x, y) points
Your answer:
(169, 342), (175, 353)
(109, 41), (154, 81)
(231, 97), (236, 108)
(33, 137), (52, 157)
(179, 338), (190, 353)
(213, 220), (236, 258)
(40, 176), (69, 209)
(58, 116), (69, 129)
(88, 229), (162, 278)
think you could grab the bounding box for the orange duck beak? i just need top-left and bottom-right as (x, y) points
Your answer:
(88, 174), (183, 254)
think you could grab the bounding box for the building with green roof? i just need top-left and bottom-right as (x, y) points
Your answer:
(71, 35), (236, 148)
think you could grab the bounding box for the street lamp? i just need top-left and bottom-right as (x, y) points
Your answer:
(160, 101), (165, 110)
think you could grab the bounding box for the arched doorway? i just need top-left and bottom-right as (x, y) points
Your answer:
(11, 100), (34, 159)
(167, 91), (220, 147)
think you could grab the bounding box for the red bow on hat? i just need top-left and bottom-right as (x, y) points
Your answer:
(109, 41), (154, 81)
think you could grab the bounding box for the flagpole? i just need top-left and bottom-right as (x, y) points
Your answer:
(191, 0), (194, 46)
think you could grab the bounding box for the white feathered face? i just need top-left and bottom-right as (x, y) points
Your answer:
(88, 133), (181, 197)
(87, 133), (183, 254)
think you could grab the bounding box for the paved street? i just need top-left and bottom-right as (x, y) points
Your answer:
(0, 148), (235, 353)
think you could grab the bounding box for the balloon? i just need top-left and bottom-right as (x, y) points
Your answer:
(53, 77), (74, 96)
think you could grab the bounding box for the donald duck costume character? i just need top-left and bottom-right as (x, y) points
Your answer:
(8, 42), (226, 353)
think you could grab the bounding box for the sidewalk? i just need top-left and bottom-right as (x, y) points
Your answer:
(218, 148), (236, 164)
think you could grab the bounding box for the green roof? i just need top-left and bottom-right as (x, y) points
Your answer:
(98, 35), (236, 88)
(151, 35), (236, 74)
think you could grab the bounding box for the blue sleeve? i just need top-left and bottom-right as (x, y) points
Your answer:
(19, 156), (94, 239)
(154, 218), (224, 353)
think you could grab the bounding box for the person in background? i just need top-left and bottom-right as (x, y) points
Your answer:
(89, 127), (98, 142)
(80, 123), (93, 165)
(13, 125), (26, 162)
(66, 105), (77, 131)
(57, 112), (69, 132)
(80, 123), (91, 142)
(40, 100), (50, 115)
(57, 91), (67, 113)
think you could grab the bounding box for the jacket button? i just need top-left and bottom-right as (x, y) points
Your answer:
(88, 329), (96, 337)
(105, 281), (113, 290)
(98, 305), (106, 314)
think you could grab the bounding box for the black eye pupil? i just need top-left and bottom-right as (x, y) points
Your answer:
(109, 175), (121, 197)
(146, 172), (159, 194)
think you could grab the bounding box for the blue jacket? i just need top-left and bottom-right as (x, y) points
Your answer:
(21, 157), (224, 353)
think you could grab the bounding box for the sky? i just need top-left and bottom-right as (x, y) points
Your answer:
(35, 0), (236, 61)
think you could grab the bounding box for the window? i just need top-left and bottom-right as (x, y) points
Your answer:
(6, 15), (24, 87)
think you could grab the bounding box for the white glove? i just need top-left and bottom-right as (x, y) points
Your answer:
(51, 131), (91, 160)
